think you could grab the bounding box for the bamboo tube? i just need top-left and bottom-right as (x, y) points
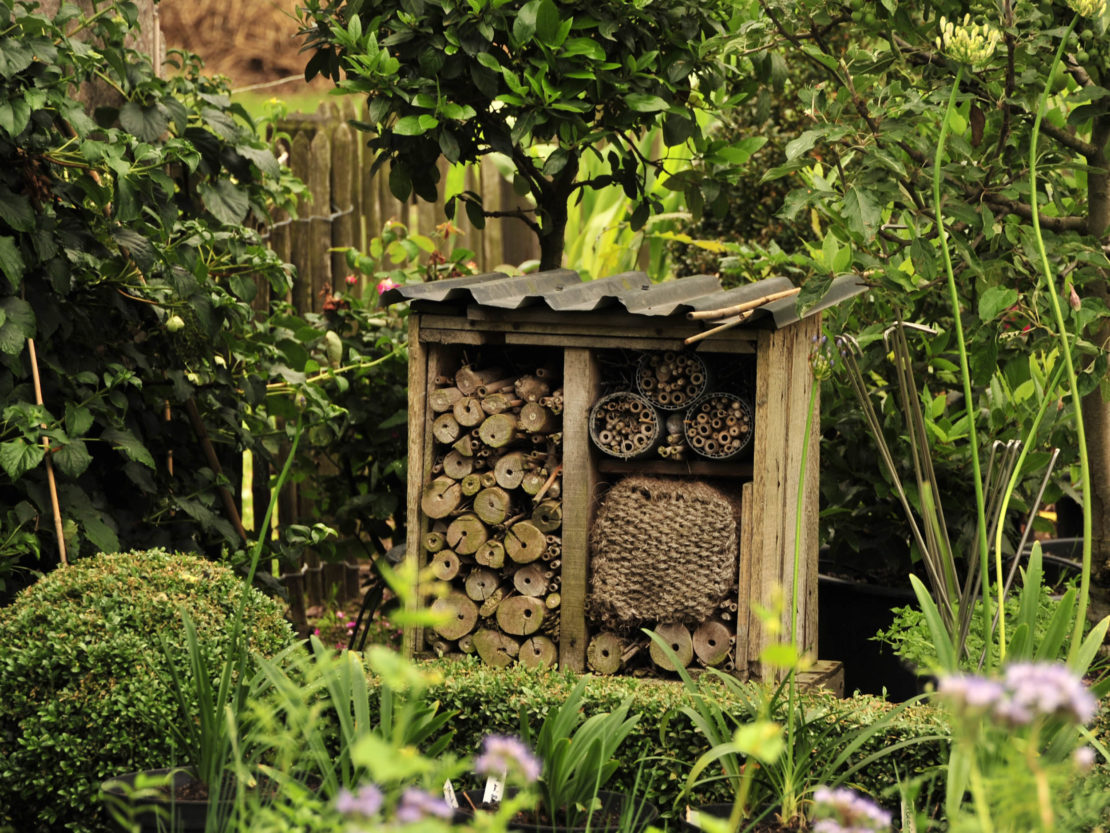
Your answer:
(686, 286), (800, 321)
(27, 337), (67, 566)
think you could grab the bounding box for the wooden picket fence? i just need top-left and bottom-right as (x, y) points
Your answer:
(263, 99), (540, 315)
(260, 100), (543, 627)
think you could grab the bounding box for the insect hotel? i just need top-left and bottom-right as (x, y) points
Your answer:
(383, 270), (865, 681)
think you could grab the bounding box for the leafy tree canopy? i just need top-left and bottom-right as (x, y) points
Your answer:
(299, 0), (768, 268)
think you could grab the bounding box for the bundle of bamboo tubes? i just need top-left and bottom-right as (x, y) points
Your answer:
(421, 362), (563, 668)
(682, 392), (754, 460)
(588, 391), (661, 459)
(635, 351), (709, 410)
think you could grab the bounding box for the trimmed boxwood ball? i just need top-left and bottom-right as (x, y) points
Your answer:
(0, 549), (296, 833)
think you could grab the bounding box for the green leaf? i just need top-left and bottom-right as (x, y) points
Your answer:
(237, 144), (281, 178)
(65, 403), (94, 438)
(198, 179), (249, 225)
(119, 101), (169, 143)
(101, 427), (156, 470)
(513, 0), (539, 43)
(0, 189), (34, 232)
(843, 186), (881, 240)
(978, 286), (1019, 322)
(0, 296), (34, 353)
(0, 98), (30, 137)
(0, 235), (24, 290)
(0, 439), (44, 480)
(534, 0), (562, 44)
(561, 38), (604, 60)
(393, 115), (426, 136)
(230, 274), (258, 303)
(54, 440), (93, 478)
(465, 199), (486, 229)
(624, 94), (669, 113)
(712, 137), (768, 166)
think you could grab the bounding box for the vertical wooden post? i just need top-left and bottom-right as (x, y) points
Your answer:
(403, 315), (430, 657)
(559, 348), (599, 671)
(748, 314), (821, 680)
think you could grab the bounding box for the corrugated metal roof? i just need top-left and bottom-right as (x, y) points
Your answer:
(380, 270), (867, 331)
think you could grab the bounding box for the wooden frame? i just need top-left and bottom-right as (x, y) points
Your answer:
(402, 304), (821, 679)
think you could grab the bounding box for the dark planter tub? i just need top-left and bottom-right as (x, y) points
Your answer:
(101, 768), (232, 833)
(817, 570), (919, 701)
(456, 789), (659, 833)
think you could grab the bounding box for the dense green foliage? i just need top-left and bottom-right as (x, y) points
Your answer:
(0, 548), (295, 833)
(397, 659), (949, 821)
(0, 1), (421, 596)
(0, 0), (292, 590)
(298, 0), (766, 268)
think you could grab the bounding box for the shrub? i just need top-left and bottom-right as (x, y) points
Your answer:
(377, 659), (949, 822)
(0, 548), (296, 833)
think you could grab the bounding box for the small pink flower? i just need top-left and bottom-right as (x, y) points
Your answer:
(313, 628), (321, 636)
(345, 274), (358, 286)
(1070, 285), (1081, 311)
(346, 621), (357, 629)
(336, 610), (346, 620)
(377, 277), (399, 295)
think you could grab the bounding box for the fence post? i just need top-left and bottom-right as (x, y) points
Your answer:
(308, 117), (333, 312)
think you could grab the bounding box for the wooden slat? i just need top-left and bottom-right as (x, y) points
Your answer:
(289, 130), (312, 315)
(419, 326), (753, 353)
(419, 313), (759, 349)
(800, 314), (822, 655)
(560, 348), (599, 671)
(749, 327), (791, 680)
(597, 459), (754, 478)
(735, 480), (754, 678)
(331, 121), (356, 284)
(464, 306), (760, 336)
(480, 157), (505, 270)
(403, 314), (429, 658)
(308, 127), (332, 312)
(779, 316), (811, 662)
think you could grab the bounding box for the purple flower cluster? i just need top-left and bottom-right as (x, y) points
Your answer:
(938, 662), (1098, 727)
(475, 734), (542, 783)
(395, 787), (453, 823)
(336, 784), (384, 817)
(335, 784), (452, 824)
(810, 786), (892, 833)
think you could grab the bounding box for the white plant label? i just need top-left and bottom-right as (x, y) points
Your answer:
(443, 779), (459, 809)
(482, 771), (505, 805)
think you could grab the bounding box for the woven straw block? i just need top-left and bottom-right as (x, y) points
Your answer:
(588, 476), (738, 629)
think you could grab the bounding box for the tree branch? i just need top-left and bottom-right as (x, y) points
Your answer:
(980, 192), (1089, 231)
(1064, 54), (1094, 87)
(1039, 121), (1099, 158)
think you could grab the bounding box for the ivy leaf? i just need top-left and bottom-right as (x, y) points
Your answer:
(53, 439), (93, 478)
(119, 101), (169, 142)
(0, 439), (44, 481)
(0, 236), (25, 290)
(101, 426), (156, 470)
(0, 296), (34, 354)
(198, 179), (249, 225)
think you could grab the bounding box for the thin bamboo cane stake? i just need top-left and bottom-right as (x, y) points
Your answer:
(684, 310), (755, 345)
(685, 286), (800, 321)
(27, 337), (67, 566)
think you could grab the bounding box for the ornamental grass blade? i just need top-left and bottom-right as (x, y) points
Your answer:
(910, 574), (957, 672)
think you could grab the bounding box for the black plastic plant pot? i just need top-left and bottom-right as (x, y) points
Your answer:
(456, 789), (659, 833)
(101, 768), (227, 833)
(817, 572), (920, 701)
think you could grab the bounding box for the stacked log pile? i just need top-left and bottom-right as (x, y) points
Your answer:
(421, 362), (563, 668)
